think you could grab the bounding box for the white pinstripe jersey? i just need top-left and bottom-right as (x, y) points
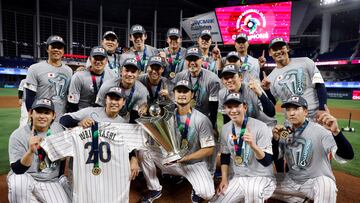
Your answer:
(41, 123), (146, 203)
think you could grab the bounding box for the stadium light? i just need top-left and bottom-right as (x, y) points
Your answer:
(320, 0), (341, 6)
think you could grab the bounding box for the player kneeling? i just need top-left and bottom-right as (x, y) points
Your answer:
(211, 93), (275, 203)
(272, 96), (354, 203)
(7, 98), (70, 203)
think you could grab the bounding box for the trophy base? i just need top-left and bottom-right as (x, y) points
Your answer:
(162, 149), (187, 165)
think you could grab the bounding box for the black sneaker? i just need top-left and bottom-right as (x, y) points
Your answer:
(140, 190), (162, 203)
(191, 189), (204, 203)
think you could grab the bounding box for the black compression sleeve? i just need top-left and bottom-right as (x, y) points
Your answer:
(334, 131), (354, 160)
(220, 153), (231, 165)
(59, 115), (80, 128)
(11, 159), (30, 174)
(25, 89), (36, 111)
(315, 83), (327, 110)
(258, 93), (276, 117)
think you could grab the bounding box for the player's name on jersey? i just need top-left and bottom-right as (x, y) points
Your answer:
(79, 129), (117, 141)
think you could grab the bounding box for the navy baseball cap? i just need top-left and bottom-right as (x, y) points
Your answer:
(130, 24), (146, 35)
(220, 64), (239, 78)
(226, 51), (240, 61)
(235, 33), (248, 43)
(281, 95), (308, 109)
(173, 80), (193, 92)
(90, 46), (107, 58)
(224, 93), (246, 105)
(269, 37), (287, 49)
(199, 29), (212, 38)
(167, 28), (181, 38)
(123, 58), (140, 70)
(46, 35), (65, 46)
(147, 56), (164, 67)
(106, 87), (126, 98)
(103, 31), (118, 39)
(31, 98), (55, 111)
(185, 46), (202, 60)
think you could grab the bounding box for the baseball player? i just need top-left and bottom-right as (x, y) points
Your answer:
(18, 78), (28, 127)
(196, 29), (222, 75)
(218, 64), (276, 126)
(158, 28), (187, 81)
(7, 98), (70, 203)
(85, 31), (121, 74)
(138, 55), (173, 106)
(138, 80), (215, 203)
(67, 46), (117, 112)
(262, 37), (328, 120)
(41, 121), (146, 203)
(271, 95), (354, 203)
(96, 58), (149, 123)
(24, 35), (72, 121)
(231, 33), (261, 82)
(119, 24), (158, 72)
(213, 93), (275, 203)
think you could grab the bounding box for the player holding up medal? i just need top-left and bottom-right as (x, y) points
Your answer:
(7, 98), (70, 203)
(212, 93), (275, 203)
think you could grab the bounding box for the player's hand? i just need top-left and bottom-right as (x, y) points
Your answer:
(317, 110), (340, 136)
(79, 118), (95, 128)
(216, 179), (228, 195)
(28, 127), (42, 153)
(272, 125), (284, 141)
(159, 89), (169, 98)
(138, 103), (148, 117)
(315, 104), (331, 123)
(176, 155), (189, 163)
(212, 42), (221, 60)
(258, 50), (266, 68)
(158, 51), (167, 62)
(261, 71), (271, 91)
(248, 76), (262, 96)
(18, 99), (23, 107)
(129, 157), (140, 180)
(243, 127), (256, 149)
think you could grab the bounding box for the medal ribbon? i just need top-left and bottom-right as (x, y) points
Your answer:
(107, 53), (117, 70)
(134, 46), (147, 72)
(167, 48), (181, 73)
(120, 82), (136, 112)
(33, 127), (51, 166)
(189, 71), (203, 105)
(146, 78), (162, 103)
(91, 122), (100, 169)
(231, 116), (248, 156)
(240, 55), (249, 72)
(91, 69), (105, 98)
(176, 110), (192, 141)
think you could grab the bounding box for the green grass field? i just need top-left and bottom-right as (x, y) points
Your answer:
(0, 90), (359, 177)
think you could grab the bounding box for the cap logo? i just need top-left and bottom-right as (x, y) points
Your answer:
(187, 47), (199, 54)
(169, 29), (179, 34)
(151, 56), (162, 62)
(127, 58), (137, 64)
(202, 30), (211, 35)
(132, 25), (143, 31)
(237, 33), (246, 38)
(109, 87), (122, 93)
(51, 36), (63, 41)
(228, 51), (238, 56)
(228, 93), (240, 99)
(225, 64), (236, 70)
(178, 80), (189, 86)
(37, 98), (52, 106)
(289, 96), (299, 102)
(93, 47), (105, 53)
(272, 37), (284, 43)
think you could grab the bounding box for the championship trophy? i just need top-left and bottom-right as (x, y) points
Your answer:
(136, 103), (188, 165)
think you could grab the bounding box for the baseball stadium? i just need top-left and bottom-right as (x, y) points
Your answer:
(0, 0), (359, 202)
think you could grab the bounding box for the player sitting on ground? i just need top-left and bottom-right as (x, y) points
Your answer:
(8, 98), (70, 203)
(271, 95), (354, 203)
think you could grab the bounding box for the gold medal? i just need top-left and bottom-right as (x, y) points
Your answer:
(169, 72), (176, 79)
(39, 161), (47, 170)
(234, 156), (243, 166)
(92, 167), (101, 176)
(181, 139), (188, 149)
(190, 99), (196, 108)
(280, 130), (289, 139)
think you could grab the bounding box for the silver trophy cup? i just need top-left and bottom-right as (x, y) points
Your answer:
(136, 104), (187, 165)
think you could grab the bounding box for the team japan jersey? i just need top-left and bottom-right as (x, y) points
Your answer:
(41, 123), (146, 203)
(67, 68), (117, 109)
(25, 61), (72, 119)
(267, 57), (324, 118)
(220, 118), (273, 178)
(279, 121), (336, 183)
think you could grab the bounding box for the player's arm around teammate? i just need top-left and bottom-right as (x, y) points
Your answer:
(8, 98), (70, 203)
(212, 93), (275, 203)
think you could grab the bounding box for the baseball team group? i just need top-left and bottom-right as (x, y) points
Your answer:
(9, 24), (354, 203)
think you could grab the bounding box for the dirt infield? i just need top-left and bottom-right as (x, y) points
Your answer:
(0, 171), (359, 203)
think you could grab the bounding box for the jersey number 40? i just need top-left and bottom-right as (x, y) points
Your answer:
(84, 141), (111, 164)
